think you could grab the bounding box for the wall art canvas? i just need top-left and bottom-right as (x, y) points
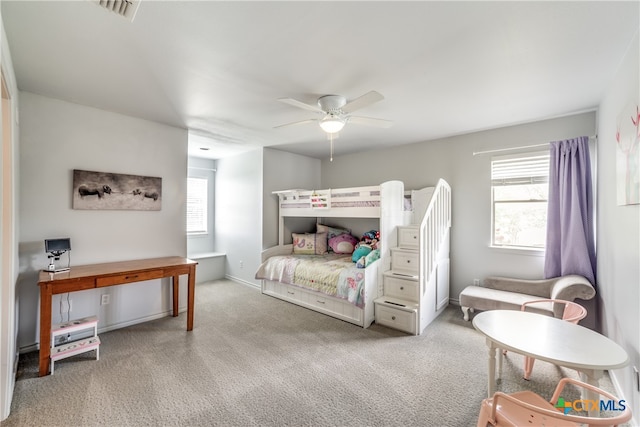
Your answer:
(616, 101), (640, 205)
(73, 169), (162, 211)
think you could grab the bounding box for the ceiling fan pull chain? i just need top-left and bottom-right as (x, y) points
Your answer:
(329, 133), (334, 162)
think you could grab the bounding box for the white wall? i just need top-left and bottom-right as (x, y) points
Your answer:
(215, 149), (263, 286)
(596, 30), (639, 418)
(320, 112), (596, 307)
(17, 92), (188, 349)
(0, 13), (19, 421)
(262, 148), (321, 249)
(215, 148), (320, 287)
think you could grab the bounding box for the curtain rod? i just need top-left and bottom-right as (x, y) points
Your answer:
(472, 134), (598, 156)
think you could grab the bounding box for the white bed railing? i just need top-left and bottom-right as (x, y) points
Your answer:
(418, 179), (452, 303)
(274, 185), (382, 218)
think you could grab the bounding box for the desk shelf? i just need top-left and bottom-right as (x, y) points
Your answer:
(50, 315), (100, 374)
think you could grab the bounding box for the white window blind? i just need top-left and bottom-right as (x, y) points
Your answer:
(491, 151), (550, 186)
(187, 177), (208, 234)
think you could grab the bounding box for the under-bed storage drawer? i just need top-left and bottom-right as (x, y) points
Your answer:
(374, 300), (417, 335)
(262, 280), (363, 325)
(264, 281), (298, 300)
(397, 226), (419, 249)
(307, 292), (337, 312)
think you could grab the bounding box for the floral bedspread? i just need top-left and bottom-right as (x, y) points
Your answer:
(255, 254), (367, 308)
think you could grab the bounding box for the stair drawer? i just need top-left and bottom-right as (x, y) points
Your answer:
(384, 274), (419, 302)
(375, 304), (417, 335)
(397, 226), (419, 249)
(391, 249), (419, 276)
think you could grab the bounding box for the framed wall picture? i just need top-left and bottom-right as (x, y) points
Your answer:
(73, 169), (162, 211)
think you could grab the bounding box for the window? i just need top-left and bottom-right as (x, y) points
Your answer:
(491, 151), (549, 249)
(187, 177), (208, 234)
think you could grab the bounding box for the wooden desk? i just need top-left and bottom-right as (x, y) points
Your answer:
(38, 256), (197, 376)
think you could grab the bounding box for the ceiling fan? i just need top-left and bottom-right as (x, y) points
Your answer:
(275, 90), (393, 135)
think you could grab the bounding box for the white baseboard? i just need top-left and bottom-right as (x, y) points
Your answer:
(608, 369), (637, 427)
(96, 307), (188, 334)
(19, 307), (187, 354)
(224, 275), (260, 291)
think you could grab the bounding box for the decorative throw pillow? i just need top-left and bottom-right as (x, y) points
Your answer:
(292, 232), (328, 255)
(317, 224), (350, 252)
(316, 224), (350, 240)
(328, 234), (358, 254)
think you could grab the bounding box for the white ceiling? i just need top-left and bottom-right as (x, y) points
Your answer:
(2, 1), (638, 160)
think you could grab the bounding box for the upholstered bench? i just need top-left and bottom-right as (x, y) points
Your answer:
(459, 275), (596, 321)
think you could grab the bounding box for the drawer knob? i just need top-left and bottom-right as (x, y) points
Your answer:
(391, 316), (396, 320)
(400, 286), (404, 290)
(406, 260), (411, 264)
(125, 275), (139, 280)
(317, 300), (325, 304)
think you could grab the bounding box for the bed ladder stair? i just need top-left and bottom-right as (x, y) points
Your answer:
(375, 225), (421, 334)
(374, 179), (451, 335)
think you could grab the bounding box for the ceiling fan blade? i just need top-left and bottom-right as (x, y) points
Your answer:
(278, 97), (325, 113)
(274, 118), (317, 129)
(348, 116), (393, 128)
(342, 91), (384, 113)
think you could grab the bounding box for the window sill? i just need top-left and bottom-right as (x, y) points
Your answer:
(188, 252), (226, 260)
(489, 246), (544, 257)
(188, 232), (209, 238)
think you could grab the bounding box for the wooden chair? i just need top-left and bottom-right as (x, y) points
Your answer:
(477, 377), (631, 427)
(521, 299), (587, 380)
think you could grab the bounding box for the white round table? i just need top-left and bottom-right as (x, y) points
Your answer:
(473, 310), (628, 414)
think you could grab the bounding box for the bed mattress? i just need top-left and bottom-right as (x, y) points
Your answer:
(255, 254), (369, 307)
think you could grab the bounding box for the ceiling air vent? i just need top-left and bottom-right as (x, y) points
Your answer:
(96, 0), (141, 22)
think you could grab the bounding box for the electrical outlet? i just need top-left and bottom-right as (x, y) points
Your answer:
(101, 294), (110, 305)
(473, 279), (480, 286)
(239, 260), (244, 269)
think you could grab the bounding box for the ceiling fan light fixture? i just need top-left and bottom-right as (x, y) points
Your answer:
(319, 115), (345, 134)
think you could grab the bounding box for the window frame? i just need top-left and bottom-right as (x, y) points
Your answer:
(186, 176), (209, 236)
(490, 151), (550, 251)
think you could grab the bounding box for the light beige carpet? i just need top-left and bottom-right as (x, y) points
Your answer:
(3, 279), (618, 426)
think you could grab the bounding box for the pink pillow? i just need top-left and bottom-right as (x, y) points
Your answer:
(328, 234), (358, 254)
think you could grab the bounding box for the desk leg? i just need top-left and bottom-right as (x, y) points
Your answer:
(172, 274), (179, 317)
(187, 265), (195, 331)
(486, 339), (496, 397)
(39, 284), (53, 377)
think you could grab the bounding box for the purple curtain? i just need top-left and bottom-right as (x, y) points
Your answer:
(544, 136), (596, 286)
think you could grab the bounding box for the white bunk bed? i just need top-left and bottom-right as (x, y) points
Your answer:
(257, 179), (451, 331)
(258, 181), (405, 328)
